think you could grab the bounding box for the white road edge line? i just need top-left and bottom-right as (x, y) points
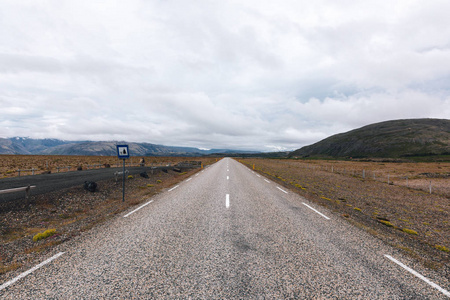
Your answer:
(384, 255), (450, 297)
(123, 200), (154, 218)
(277, 187), (288, 194)
(0, 252), (65, 292)
(256, 174), (261, 177)
(264, 179), (270, 183)
(168, 185), (179, 192)
(195, 173), (199, 176)
(226, 194), (230, 208)
(302, 203), (330, 220)
(186, 178), (192, 182)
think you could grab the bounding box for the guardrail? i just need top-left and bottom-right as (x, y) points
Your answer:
(114, 170), (129, 182)
(16, 168), (37, 176)
(0, 185), (36, 204)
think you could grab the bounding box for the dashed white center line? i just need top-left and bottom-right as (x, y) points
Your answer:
(186, 178), (192, 182)
(226, 194), (230, 208)
(302, 202), (330, 220)
(227, 176), (229, 180)
(384, 255), (450, 297)
(0, 252), (65, 291)
(276, 187), (288, 194)
(168, 185), (179, 192)
(124, 200), (154, 218)
(264, 179), (270, 183)
(256, 174), (261, 177)
(195, 173), (199, 176)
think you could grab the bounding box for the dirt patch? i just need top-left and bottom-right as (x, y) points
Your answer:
(239, 158), (449, 278)
(0, 158), (217, 280)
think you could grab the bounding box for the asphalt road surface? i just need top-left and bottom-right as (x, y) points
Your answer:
(1, 158), (449, 298)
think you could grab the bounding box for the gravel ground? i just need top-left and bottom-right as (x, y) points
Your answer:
(0, 158), (448, 298)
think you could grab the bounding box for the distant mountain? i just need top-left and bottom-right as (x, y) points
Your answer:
(289, 119), (450, 159)
(0, 137), (258, 156)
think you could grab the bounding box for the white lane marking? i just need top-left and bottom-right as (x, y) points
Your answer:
(168, 185), (179, 192)
(277, 187), (288, 194)
(227, 169), (229, 172)
(0, 252), (65, 291)
(227, 176), (229, 180)
(226, 194), (230, 208)
(256, 174), (261, 177)
(264, 179), (270, 183)
(186, 178), (192, 182)
(302, 203), (330, 220)
(195, 173), (199, 176)
(124, 200), (154, 218)
(384, 255), (450, 297)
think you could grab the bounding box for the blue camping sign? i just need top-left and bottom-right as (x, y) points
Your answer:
(116, 144), (130, 159)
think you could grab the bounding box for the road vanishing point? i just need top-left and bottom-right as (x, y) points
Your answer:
(1, 158), (449, 298)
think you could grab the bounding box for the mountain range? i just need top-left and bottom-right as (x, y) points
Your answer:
(0, 137), (258, 156)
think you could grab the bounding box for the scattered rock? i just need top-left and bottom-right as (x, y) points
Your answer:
(83, 181), (97, 192)
(140, 172), (149, 178)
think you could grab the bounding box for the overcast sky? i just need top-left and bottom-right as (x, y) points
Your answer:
(1, 0), (449, 151)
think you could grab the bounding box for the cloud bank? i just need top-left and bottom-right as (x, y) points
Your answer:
(1, 0), (449, 151)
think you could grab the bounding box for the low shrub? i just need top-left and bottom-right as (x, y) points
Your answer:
(378, 220), (394, 227)
(33, 229), (56, 242)
(402, 228), (418, 235)
(435, 245), (449, 252)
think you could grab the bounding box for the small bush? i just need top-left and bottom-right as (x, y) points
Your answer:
(354, 207), (362, 212)
(378, 220), (394, 227)
(128, 175), (134, 179)
(146, 184), (154, 187)
(156, 180), (162, 184)
(33, 229), (56, 242)
(402, 228), (418, 235)
(435, 245), (449, 252)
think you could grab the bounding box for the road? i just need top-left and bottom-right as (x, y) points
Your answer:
(0, 165), (187, 204)
(1, 158), (448, 298)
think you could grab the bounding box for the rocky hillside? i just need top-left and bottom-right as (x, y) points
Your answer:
(290, 119), (450, 159)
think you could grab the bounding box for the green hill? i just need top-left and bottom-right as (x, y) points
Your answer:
(289, 119), (450, 160)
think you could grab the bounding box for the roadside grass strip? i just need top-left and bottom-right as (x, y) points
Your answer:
(168, 185), (179, 192)
(384, 255), (450, 297)
(123, 200), (154, 218)
(277, 187), (288, 194)
(302, 203), (330, 220)
(0, 252), (65, 292)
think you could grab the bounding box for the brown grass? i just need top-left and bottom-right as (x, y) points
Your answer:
(0, 155), (208, 178)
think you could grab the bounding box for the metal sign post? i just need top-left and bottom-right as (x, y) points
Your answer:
(117, 145), (130, 202)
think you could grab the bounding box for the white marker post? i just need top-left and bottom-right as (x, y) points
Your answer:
(117, 144), (130, 202)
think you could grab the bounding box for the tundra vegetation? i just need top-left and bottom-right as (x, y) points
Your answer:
(240, 158), (449, 273)
(0, 155), (196, 178)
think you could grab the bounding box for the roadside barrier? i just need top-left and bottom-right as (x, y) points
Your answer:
(0, 185), (36, 204)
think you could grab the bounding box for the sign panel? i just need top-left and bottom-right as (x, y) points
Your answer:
(116, 144), (130, 159)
